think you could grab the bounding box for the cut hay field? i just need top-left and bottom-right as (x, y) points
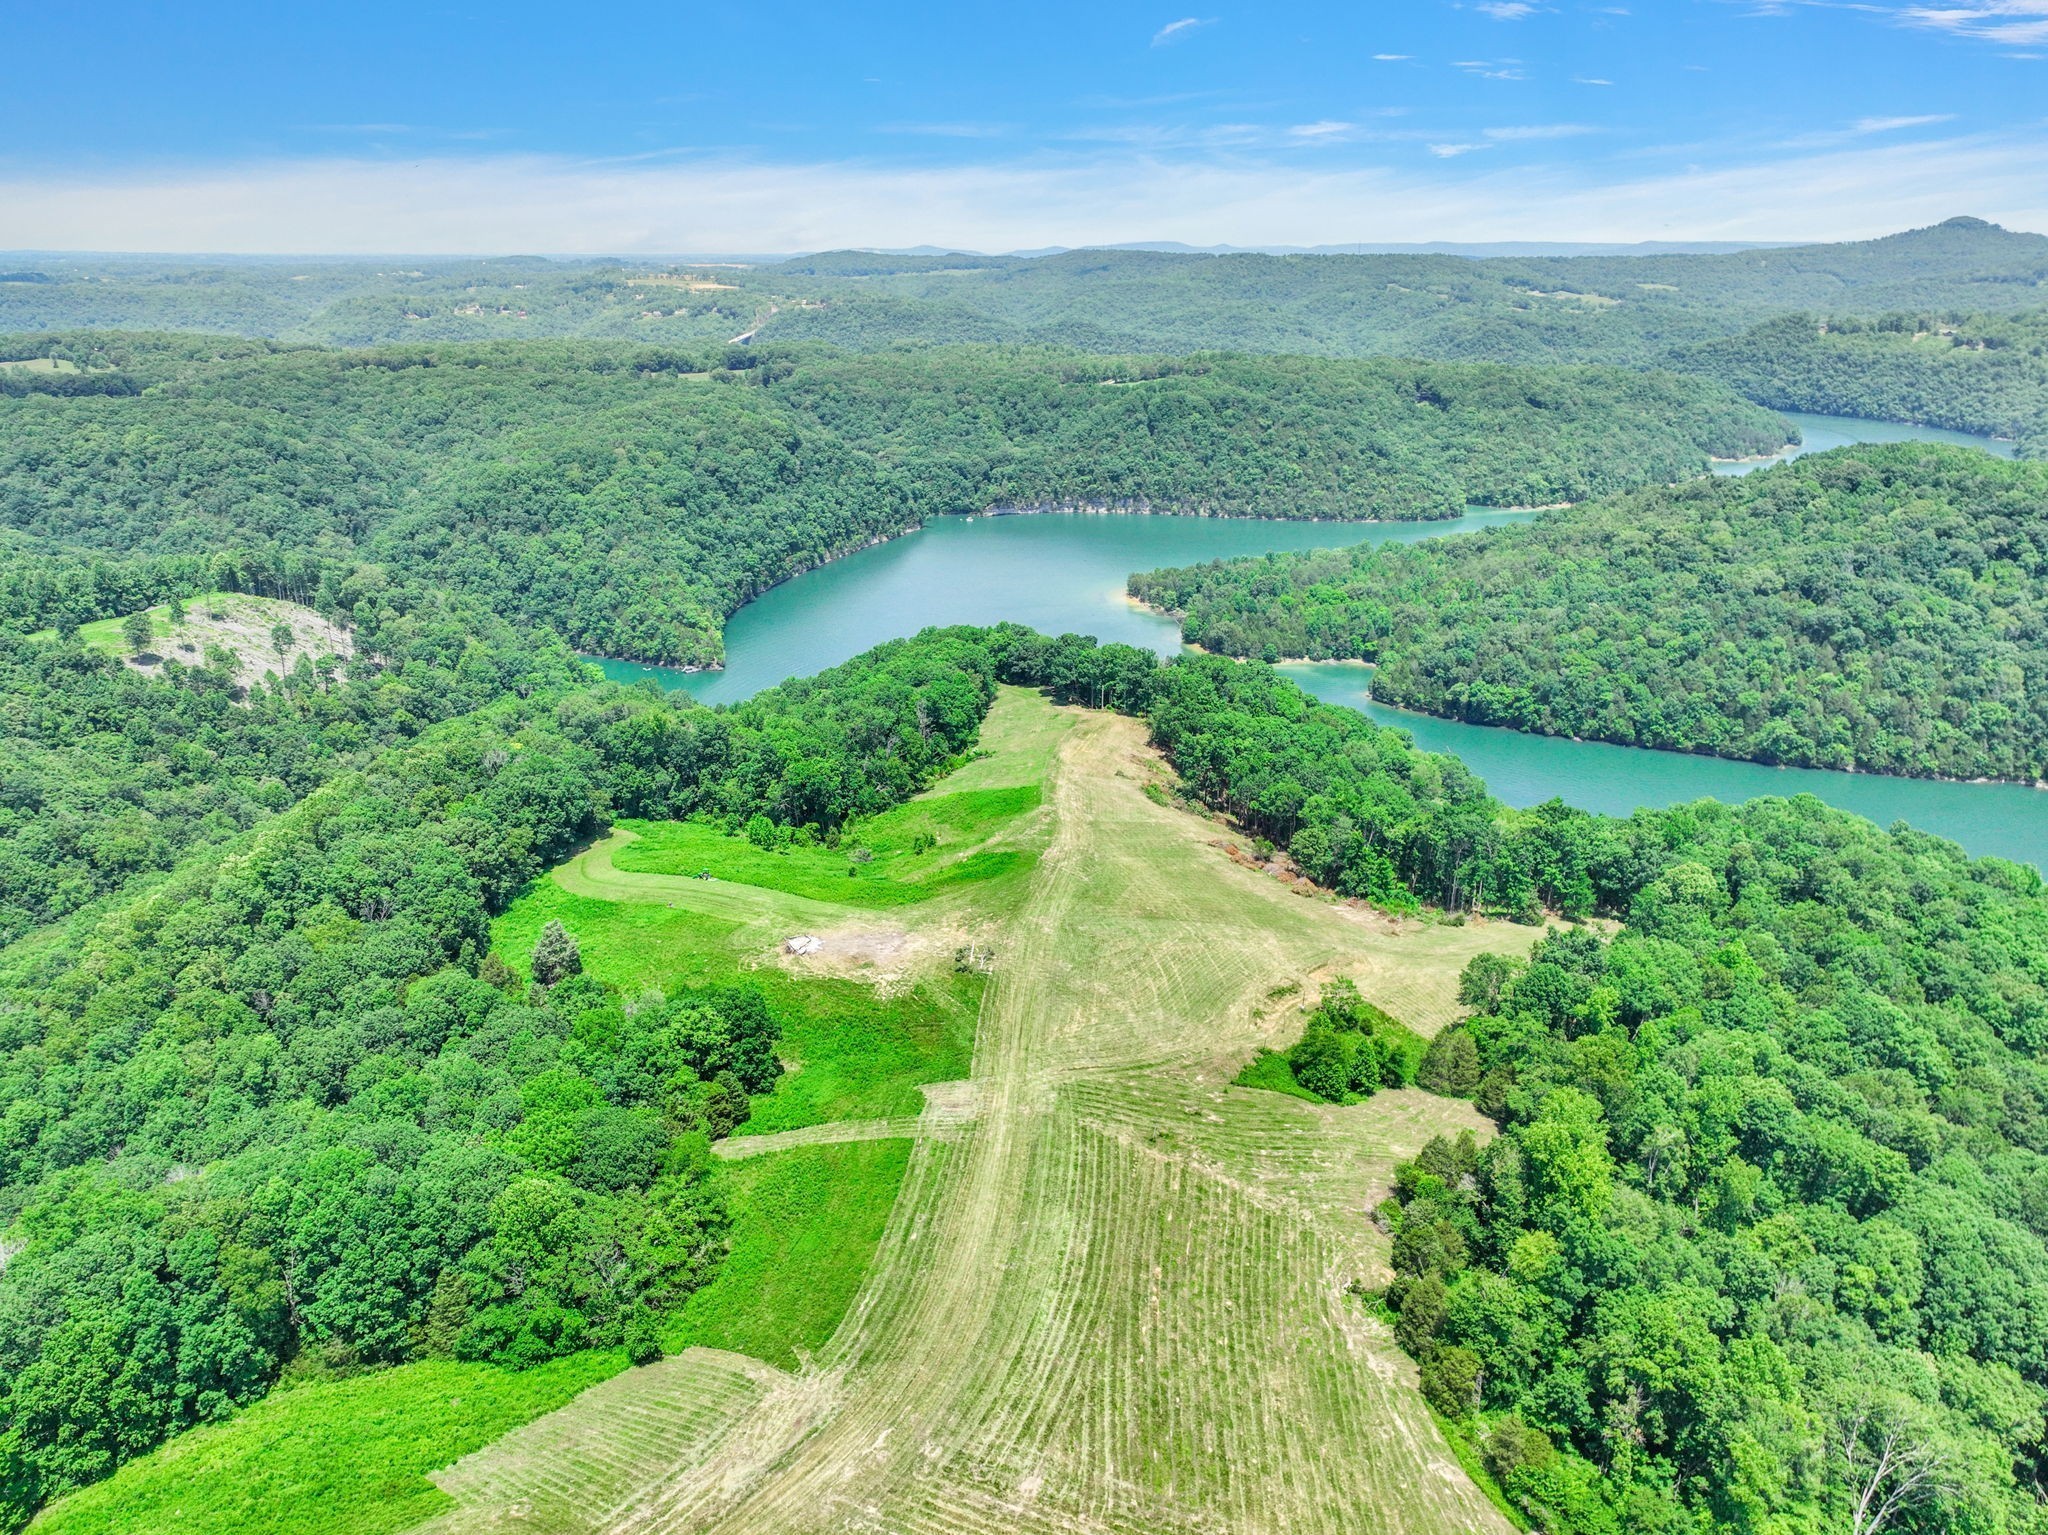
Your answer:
(408, 687), (1538, 1535)
(26, 1136), (910, 1535)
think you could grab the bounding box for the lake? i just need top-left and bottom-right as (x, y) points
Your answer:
(595, 414), (2045, 868)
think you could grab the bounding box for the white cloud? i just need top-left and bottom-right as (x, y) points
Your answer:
(1, 133), (2042, 254)
(1429, 143), (1492, 157)
(1851, 113), (1958, 132)
(1483, 123), (1598, 140)
(1372, 52), (1413, 59)
(1453, 58), (1531, 78)
(1896, 2), (2048, 45)
(1475, 1), (1543, 16)
(1151, 16), (1212, 45)
(1288, 120), (1357, 139)
(1574, 76), (1615, 85)
(877, 121), (1012, 138)
(1727, 0), (2048, 47)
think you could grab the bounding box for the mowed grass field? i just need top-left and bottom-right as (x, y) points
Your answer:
(405, 689), (1537, 1535)
(27, 1125), (913, 1535)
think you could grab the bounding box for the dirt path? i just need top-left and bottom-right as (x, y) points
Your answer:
(418, 703), (1524, 1535)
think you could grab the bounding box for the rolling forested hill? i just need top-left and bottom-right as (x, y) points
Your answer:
(6, 213), (2048, 1535)
(6, 218), (2044, 364)
(759, 218), (2048, 365)
(0, 336), (1781, 665)
(1132, 443), (2048, 781)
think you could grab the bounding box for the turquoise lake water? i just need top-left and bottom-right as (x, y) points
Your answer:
(594, 415), (2044, 868)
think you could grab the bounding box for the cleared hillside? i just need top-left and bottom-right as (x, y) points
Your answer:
(395, 689), (1537, 1535)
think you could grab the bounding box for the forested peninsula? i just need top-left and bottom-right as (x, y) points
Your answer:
(1132, 444), (2048, 782)
(0, 335), (1780, 666)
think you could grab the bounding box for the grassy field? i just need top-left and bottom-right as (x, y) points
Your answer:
(0, 355), (81, 373)
(28, 1131), (914, 1534)
(612, 788), (1041, 908)
(28, 1354), (625, 1535)
(426, 690), (1537, 1535)
(672, 1138), (913, 1368)
(491, 875), (976, 1130)
(489, 687), (1068, 1131)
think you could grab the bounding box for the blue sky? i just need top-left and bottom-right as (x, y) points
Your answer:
(3, 0), (2044, 252)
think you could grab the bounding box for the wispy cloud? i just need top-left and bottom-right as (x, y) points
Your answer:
(876, 121), (1011, 138)
(1474, 1), (1545, 17)
(1726, 0), (2048, 48)
(1453, 58), (1531, 78)
(1288, 120), (1358, 139)
(1151, 16), (1213, 45)
(2, 133), (2042, 254)
(1895, 2), (2048, 45)
(1853, 112), (1958, 131)
(1484, 123), (1598, 140)
(1574, 75), (1615, 85)
(1429, 143), (1492, 157)
(1777, 111), (1961, 148)
(1372, 52), (1414, 60)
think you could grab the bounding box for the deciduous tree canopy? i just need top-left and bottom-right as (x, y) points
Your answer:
(1133, 444), (2048, 781)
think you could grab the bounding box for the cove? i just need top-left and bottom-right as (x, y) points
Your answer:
(1714, 409), (2017, 476)
(594, 413), (2044, 870)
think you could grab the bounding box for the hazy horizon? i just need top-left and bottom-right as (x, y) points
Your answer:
(5, 2), (2046, 253)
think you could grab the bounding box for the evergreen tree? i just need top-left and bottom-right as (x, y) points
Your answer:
(530, 920), (582, 988)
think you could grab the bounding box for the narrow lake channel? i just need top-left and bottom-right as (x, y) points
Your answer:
(595, 415), (2044, 869)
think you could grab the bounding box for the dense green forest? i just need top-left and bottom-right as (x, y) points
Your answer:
(1132, 444), (2048, 782)
(0, 590), (585, 949)
(767, 347), (1783, 517)
(1684, 308), (2048, 457)
(0, 335), (1780, 664)
(1385, 798), (2048, 1533)
(0, 626), (1003, 1526)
